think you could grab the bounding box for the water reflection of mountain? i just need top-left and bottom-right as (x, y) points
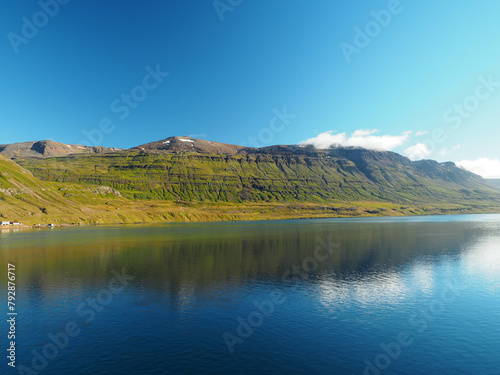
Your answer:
(2, 220), (497, 300)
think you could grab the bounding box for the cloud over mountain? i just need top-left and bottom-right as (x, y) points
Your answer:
(404, 143), (432, 160)
(300, 129), (411, 151)
(457, 158), (500, 179)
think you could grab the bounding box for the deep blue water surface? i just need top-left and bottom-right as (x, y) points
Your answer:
(1, 214), (500, 374)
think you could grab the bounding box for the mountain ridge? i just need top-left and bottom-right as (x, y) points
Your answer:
(1, 135), (494, 185)
(10, 136), (500, 204)
(0, 140), (119, 159)
(2, 137), (500, 225)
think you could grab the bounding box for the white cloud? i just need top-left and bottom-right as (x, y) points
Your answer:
(404, 143), (432, 160)
(456, 158), (500, 179)
(415, 130), (429, 136)
(300, 129), (411, 151)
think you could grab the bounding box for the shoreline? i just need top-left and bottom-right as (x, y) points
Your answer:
(2, 204), (500, 232)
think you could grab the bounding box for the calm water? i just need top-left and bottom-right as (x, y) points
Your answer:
(1, 214), (500, 374)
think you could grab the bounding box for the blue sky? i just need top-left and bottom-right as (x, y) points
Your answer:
(1, 0), (500, 177)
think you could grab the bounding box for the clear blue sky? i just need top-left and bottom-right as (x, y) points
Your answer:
(1, 0), (500, 176)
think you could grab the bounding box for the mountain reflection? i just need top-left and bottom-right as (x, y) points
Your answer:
(1, 218), (497, 306)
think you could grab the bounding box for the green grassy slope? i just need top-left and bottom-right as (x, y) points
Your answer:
(0, 155), (128, 223)
(486, 179), (500, 190)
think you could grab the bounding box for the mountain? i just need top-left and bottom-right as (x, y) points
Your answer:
(11, 137), (500, 213)
(0, 152), (378, 226)
(131, 136), (247, 154)
(3, 136), (500, 225)
(0, 140), (118, 159)
(0, 154), (250, 225)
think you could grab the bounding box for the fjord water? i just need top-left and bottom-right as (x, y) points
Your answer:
(1, 215), (500, 375)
